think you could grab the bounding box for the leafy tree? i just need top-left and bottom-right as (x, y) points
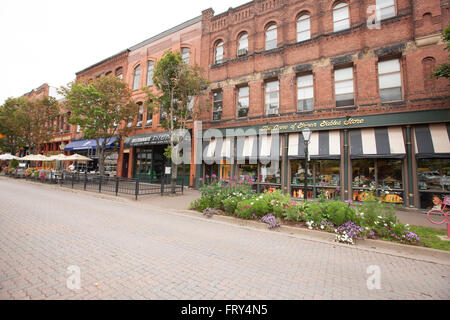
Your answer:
(144, 50), (208, 193)
(432, 25), (450, 79)
(0, 96), (58, 155)
(23, 96), (60, 154)
(60, 75), (139, 176)
(0, 97), (28, 154)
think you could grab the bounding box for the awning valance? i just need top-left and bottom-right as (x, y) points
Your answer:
(236, 136), (258, 160)
(415, 123), (450, 158)
(350, 127), (405, 158)
(65, 137), (119, 151)
(289, 131), (341, 159)
(203, 138), (231, 162)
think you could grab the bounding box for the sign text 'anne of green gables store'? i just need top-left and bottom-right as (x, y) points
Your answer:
(197, 109), (450, 210)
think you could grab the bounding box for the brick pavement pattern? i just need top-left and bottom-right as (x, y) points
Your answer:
(0, 178), (449, 300)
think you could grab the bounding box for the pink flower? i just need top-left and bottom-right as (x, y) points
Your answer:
(315, 211), (318, 214)
(245, 206), (250, 209)
(199, 178), (203, 181)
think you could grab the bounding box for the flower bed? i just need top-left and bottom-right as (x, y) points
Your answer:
(190, 177), (420, 247)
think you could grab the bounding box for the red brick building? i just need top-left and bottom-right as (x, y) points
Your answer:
(117, 16), (203, 186)
(195, 0), (450, 209)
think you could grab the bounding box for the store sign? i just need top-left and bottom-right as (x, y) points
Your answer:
(125, 132), (170, 147)
(261, 117), (365, 132)
(51, 135), (71, 142)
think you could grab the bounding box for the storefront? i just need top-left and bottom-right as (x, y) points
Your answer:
(64, 137), (119, 175)
(415, 123), (450, 210)
(125, 131), (191, 185)
(197, 109), (449, 210)
(349, 127), (406, 204)
(289, 130), (341, 200)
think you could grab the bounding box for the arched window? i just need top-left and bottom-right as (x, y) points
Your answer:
(265, 24), (277, 50)
(376, 0), (395, 20)
(115, 67), (123, 79)
(333, 2), (350, 32)
(237, 33), (248, 56)
(297, 14), (311, 42)
(215, 41), (224, 64)
(181, 47), (190, 64)
(137, 102), (143, 127)
(147, 61), (154, 86)
(133, 65), (140, 90)
(422, 57), (436, 90)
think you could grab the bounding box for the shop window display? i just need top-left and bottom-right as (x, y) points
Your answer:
(290, 160), (340, 200)
(417, 159), (450, 210)
(352, 159), (404, 204)
(259, 162), (281, 184)
(238, 163), (257, 182)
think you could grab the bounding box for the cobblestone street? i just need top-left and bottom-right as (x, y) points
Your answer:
(0, 177), (449, 300)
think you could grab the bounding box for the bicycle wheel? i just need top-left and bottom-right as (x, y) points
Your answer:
(427, 210), (448, 225)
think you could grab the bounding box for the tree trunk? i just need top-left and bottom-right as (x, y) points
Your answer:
(170, 87), (177, 194)
(97, 140), (105, 176)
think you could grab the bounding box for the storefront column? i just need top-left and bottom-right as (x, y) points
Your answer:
(283, 134), (288, 194)
(343, 130), (350, 201)
(231, 136), (236, 179)
(405, 126), (415, 207)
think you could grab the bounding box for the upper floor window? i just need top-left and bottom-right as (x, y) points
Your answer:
(237, 33), (248, 56)
(147, 61), (154, 87)
(181, 47), (190, 64)
(265, 80), (279, 115)
(265, 24), (277, 50)
(115, 67), (123, 80)
(376, 0), (395, 20)
(335, 67), (354, 107)
(146, 103), (153, 127)
(333, 2), (350, 32)
(237, 86), (249, 118)
(297, 14), (311, 42)
(187, 96), (194, 120)
(212, 90), (223, 120)
(215, 41), (224, 64)
(137, 103), (143, 127)
(297, 74), (314, 112)
(133, 65), (140, 90)
(378, 59), (402, 102)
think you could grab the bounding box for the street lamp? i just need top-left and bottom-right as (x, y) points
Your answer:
(302, 128), (312, 203)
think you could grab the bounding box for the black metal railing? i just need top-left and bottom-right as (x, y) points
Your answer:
(5, 170), (184, 199)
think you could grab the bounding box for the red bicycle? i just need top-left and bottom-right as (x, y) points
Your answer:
(427, 196), (450, 238)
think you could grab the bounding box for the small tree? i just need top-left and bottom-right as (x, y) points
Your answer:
(0, 96), (59, 155)
(432, 25), (450, 79)
(61, 75), (139, 176)
(145, 51), (208, 193)
(23, 96), (60, 154)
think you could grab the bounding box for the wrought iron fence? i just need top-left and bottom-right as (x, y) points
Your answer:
(5, 170), (184, 199)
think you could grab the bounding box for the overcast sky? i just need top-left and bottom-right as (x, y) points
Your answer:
(0, 0), (245, 104)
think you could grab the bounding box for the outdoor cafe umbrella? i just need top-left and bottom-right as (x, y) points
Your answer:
(64, 154), (93, 162)
(48, 154), (69, 161)
(0, 154), (20, 160)
(20, 154), (51, 161)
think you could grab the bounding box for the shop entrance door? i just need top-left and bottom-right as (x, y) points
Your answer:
(122, 153), (129, 178)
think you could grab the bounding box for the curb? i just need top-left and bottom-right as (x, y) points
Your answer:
(174, 209), (450, 266)
(3, 177), (450, 266)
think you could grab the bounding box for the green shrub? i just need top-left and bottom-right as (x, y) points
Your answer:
(325, 201), (360, 226)
(223, 197), (240, 215)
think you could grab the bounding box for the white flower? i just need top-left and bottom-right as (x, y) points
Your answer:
(378, 216), (382, 219)
(384, 224), (388, 227)
(320, 226), (324, 230)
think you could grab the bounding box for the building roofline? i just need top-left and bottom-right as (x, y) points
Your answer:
(128, 15), (202, 52)
(76, 49), (130, 75)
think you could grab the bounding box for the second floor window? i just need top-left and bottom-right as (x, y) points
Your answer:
(237, 33), (248, 56)
(297, 14), (311, 42)
(237, 86), (249, 118)
(137, 103), (143, 127)
(297, 74), (314, 112)
(215, 41), (224, 64)
(377, 0), (396, 20)
(213, 91), (223, 120)
(133, 65), (140, 90)
(146, 107), (153, 127)
(265, 80), (279, 115)
(333, 2), (350, 32)
(181, 47), (190, 64)
(378, 59), (402, 102)
(147, 61), (154, 86)
(265, 24), (277, 50)
(335, 67), (354, 107)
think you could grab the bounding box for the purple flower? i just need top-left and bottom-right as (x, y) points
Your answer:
(205, 175), (210, 179)
(211, 174), (217, 179)
(199, 178), (203, 181)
